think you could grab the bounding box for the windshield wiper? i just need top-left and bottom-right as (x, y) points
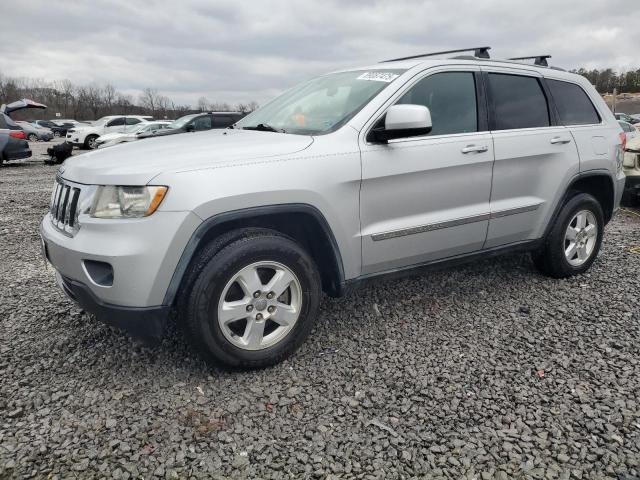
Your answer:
(241, 123), (285, 133)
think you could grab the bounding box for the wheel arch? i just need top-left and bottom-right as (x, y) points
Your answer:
(566, 171), (615, 223)
(163, 204), (346, 307)
(544, 170), (616, 239)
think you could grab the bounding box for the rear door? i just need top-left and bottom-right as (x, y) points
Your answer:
(483, 68), (580, 248)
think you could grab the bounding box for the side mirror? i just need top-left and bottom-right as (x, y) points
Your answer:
(370, 104), (432, 143)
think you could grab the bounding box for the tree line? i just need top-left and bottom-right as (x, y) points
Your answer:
(569, 68), (640, 94)
(0, 73), (259, 121)
(2, 68), (639, 123)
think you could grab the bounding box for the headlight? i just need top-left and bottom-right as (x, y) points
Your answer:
(90, 186), (168, 218)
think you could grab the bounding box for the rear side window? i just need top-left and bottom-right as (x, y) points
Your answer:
(126, 117), (142, 125)
(212, 115), (235, 128)
(547, 80), (601, 125)
(397, 72), (478, 136)
(488, 74), (550, 130)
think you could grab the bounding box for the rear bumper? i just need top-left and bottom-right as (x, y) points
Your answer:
(56, 273), (169, 343)
(3, 148), (32, 161)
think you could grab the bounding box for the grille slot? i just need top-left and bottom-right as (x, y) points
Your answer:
(50, 179), (82, 235)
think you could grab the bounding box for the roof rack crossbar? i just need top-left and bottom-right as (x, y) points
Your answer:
(508, 55), (552, 67)
(380, 46), (491, 63)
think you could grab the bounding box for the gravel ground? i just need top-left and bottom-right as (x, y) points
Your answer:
(1, 141), (640, 479)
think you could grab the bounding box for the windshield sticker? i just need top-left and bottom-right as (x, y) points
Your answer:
(357, 72), (400, 83)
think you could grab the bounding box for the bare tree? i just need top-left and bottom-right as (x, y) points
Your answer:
(139, 87), (162, 116)
(197, 96), (210, 112)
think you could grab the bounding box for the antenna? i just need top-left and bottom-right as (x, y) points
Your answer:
(381, 46), (491, 63)
(508, 55), (552, 67)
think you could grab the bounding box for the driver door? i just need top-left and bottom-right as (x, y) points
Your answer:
(359, 69), (494, 275)
(104, 117), (126, 133)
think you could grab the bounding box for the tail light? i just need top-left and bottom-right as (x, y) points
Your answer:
(619, 132), (627, 151)
(9, 130), (26, 140)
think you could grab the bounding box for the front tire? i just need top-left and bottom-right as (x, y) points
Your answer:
(532, 193), (604, 278)
(181, 229), (322, 368)
(84, 135), (98, 150)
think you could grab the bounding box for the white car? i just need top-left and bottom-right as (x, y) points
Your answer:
(96, 121), (172, 148)
(66, 115), (153, 149)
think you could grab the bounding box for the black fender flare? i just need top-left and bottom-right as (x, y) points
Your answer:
(162, 203), (346, 306)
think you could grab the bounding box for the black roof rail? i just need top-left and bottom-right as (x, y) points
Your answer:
(508, 55), (552, 67)
(380, 46), (491, 63)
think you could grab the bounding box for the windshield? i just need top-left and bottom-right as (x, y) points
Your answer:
(92, 116), (112, 126)
(234, 69), (405, 135)
(170, 114), (198, 129)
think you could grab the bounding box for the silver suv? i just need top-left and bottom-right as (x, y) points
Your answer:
(41, 48), (626, 368)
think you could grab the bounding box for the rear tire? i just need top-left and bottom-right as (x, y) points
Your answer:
(27, 134), (37, 142)
(532, 193), (604, 278)
(54, 131), (61, 138)
(180, 229), (322, 368)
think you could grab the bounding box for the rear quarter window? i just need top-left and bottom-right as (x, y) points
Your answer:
(488, 73), (550, 130)
(547, 79), (601, 125)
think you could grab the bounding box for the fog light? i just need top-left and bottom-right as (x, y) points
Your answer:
(83, 260), (114, 287)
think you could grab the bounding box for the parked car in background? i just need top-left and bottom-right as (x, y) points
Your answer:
(32, 120), (74, 137)
(150, 112), (244, 138)
(623, 135), (640, 205)
(619, 121), (638, 143)
(0, 99), (45, 163)
(96, 121), (172, 148)
(66, 115), (154, 149)
(614, 112), (639, 125)
(56, 119), (86, 126)
(15, 121), (54, 141)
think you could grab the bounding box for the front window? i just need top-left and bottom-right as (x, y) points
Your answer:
(234, 69), (406, 135)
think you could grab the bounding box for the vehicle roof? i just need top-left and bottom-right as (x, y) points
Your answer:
(336, 57), (581, 81)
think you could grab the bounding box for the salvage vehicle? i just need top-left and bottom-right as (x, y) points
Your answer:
(614, 112), (639, 125)
(148, 112), (244, 138)
(623, 135), (640, 205)
(16, 121), (54, 142)
(66, 115), (153, 149)
(96, 121), (172, 148)
(1, 99), (46, 163)
(41, 47), (626, 368)
(32, 120), (74, 137)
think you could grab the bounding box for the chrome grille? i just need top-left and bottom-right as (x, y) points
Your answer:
(50, 178), (82, 235)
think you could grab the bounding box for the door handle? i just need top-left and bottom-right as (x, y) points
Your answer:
(461, 144), (488, 154)
(550, 137), (572, 144)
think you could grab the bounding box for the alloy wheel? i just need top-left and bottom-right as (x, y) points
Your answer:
(217, 261), (302, 351)
(564, 210), (597, 266)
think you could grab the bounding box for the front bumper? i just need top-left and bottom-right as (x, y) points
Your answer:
(56, 273), (169, 342)
(40, 208), (202, 339)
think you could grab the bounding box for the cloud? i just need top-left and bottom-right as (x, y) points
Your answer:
(1, 0), (637, 107)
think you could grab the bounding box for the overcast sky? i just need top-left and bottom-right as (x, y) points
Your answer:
(1, 0), (638, 107)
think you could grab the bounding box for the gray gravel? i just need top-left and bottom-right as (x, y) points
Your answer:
(1, 141), (640, 479)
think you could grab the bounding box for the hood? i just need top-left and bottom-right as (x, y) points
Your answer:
(0, 98), (47, 115)
(60, 128), (314, 185)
